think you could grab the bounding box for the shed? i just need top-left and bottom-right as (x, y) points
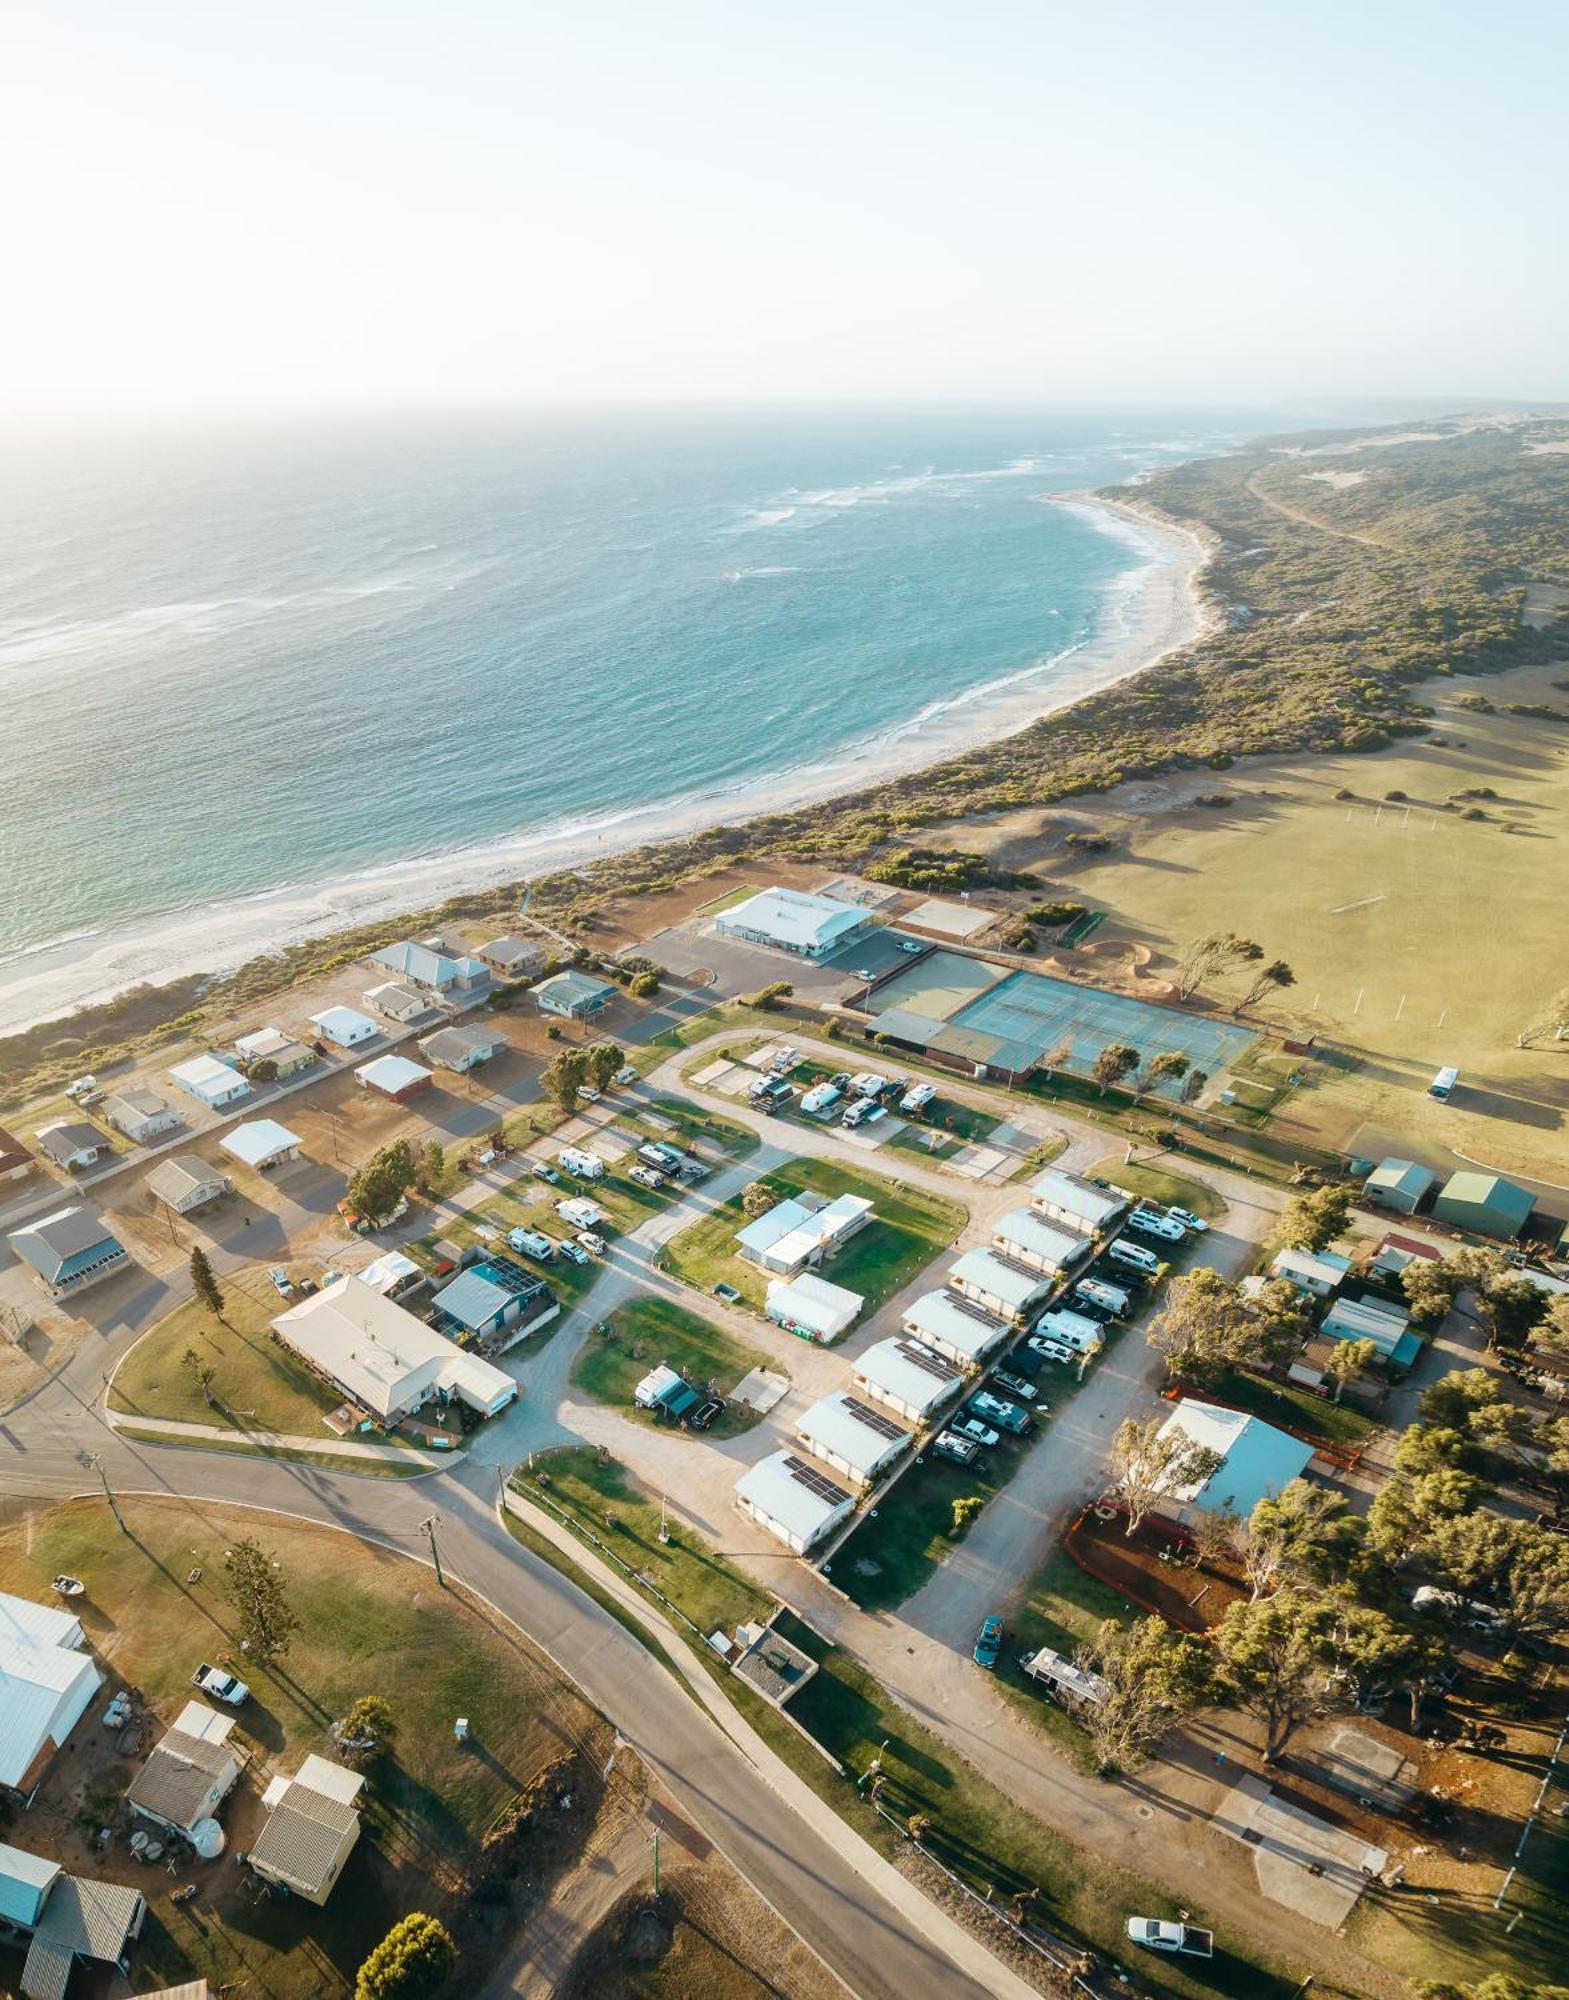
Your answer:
(734, 1451), (855, 1553)
(249, 1756), (363, 1906)
(1433, 1170), (1535, 1240)
(1363, 1157), (1437, 1214)
(794, 1391), (910, 1487)
(765, 1272), (863, 1342)
(127, 1709), (240, 1835)
(219, 1120), (302, 1171)
(900, 1289), (1010, 1369)
(18, 1874), (146, 2000)
(363, 981), (432, 1024)
(355, 1054), (433, 1101)
(946, 1246), (1052, 1323)
(143, 1156), (232, 1216)
(533, 970), (615, 1020)
(0, 1841), (60, 1928)
(168, 1056), (251, 1110)
(851, 1336), (963, 1423)
(308, 1006), (378, 1049)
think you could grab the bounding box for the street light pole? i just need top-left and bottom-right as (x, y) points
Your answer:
(87, 1454), (126, 1535)
(419, 1514), (445, 1588)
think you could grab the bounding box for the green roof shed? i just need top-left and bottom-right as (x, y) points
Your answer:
(1433, 1170), (1534, 1240)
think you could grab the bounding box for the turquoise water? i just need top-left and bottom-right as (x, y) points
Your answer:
(0, 408), (1255, 969)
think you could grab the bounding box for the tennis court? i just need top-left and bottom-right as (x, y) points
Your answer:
(945, 969), (1254, 1088)
(867, 948), (1006, 1023)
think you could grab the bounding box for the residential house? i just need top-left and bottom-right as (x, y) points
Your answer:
(1433, 1170), (1535, 1240)
(899, 1289), (1010, 1370)
(219, 1120), (303, 1172)
(533, 969), (615, 1020)
(369, 940), (491, 997)
(0, 1127), (34, 1183)
(248, 1755), (364, 1906)
(734, 1451), (855, 1554)
(232, 1028), (315, 1079)
(475, 935), (543, 978)
(168, 1055), (251, 1111)
(734, 1193), (872, 1277)
(989, 1207), (1089, 1279)
(308, 1005), (379, 1049)
(428, 1258), (559, 1352)
(127, 1703), (241, 1838)
(851, 1336), (963, 1424)
(793, 1391), (910, 1488)
(1322, 1293), (1417, 1364)
(0, 1593), (103, 1795)
(32, 1122), (106, 1173)
(1147, 1399), (1315, 1529)
(355, 1054), (432, 1102)
(8, 1208), (129, 1301)
(273, 1276), (517, 1424)
(363, 981), (433, 1025)
(143, 1156), (233, 1216)
(0, 1843), (146, 2000)
(1269, 1247), (1352, 1299)
(1362, 1157), (1437, 1215)
(946, 1246), (1052, 1324)
(1028, 1168), (1128, 1236)
(713, 887), (868, 960)
(765, 1272), (863, 1342)
(418, 1023), (501, 1073)
(101, 1091), (181, 1145)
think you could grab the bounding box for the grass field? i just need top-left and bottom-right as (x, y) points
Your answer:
(1087, 1154), (1228, 1220)
(109, 1275), (342, 1436)
(661, 1156), (965, 1319)
(1211, 1367), (1381, 1448)
(0, 1497), (607, 2000)
(1001, 668), (1569, 1181)
(571, 1294), (773, 1439)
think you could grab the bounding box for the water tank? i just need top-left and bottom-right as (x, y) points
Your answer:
(191, 1819), (226, 1859)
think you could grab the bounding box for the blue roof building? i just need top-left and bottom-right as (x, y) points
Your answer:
(429, 1257), (558, 1354)
(1153, 1399), (1315, 1526)
(7, 1207), (130, 1301)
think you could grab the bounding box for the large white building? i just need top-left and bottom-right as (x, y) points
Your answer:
(714, 887), (868, 960)
(851, 1336), (963, 1424)
(900, 1290), (1010, 1370)
(168, 1055), (251, 1111)
(946, 1246), (1053, 1324)
(989, 1208), (1089, 1279)
(0, 1594), (103, 1795)
(794, 1391), (911, 1488)
(1028, 1168), (1127, 1237)
(765, 1272), (863, 1343)
(735, 1192), (872, 1277)
(734, 1451), (855, 1554)
(1149, 1400), (1315, 1527)
(273, 1276), (516, 1425)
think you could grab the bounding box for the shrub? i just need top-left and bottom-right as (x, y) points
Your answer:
(1384, 789), (1407, 801)
(1025, 901), (1087, 927)
(355, 1913), (456, 1999)
(628, 970), (660, 998)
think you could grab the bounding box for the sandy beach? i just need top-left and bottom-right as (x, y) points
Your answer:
(0, 493), (1213, 1039)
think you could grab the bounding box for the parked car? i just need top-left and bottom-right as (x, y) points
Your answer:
(1067, 1292), (1116, 1323)
(629, 1165), (667, 1190)
(950, 1414), (1000, 1448)
(580, 1086), (601, 1102)
(688, 1398), (723, 1430)
(1165, 1207), (1210, 1234)
(991, 1368), (1037, 1401)
(1124, 1919), (1213, 1959)
(576, 1231), (608, 1256)
(898, 939), (924, 955)
(556, 1240), (591, 1266)
(508, 1227), (556, 1260)
(192, 1663), (250, 1706)
(970, 1391), (1033, 1435)
(531, 1162), (560, 1184)
(972, 1614), (1004, 1669)
(614, 1065), (638, 1086)
(827, 1072), (851, 1089)
(1025, 1332), (1074, 1364)
(266, 1266), (294, 1297)
(65, 1075), (99, 1101)
(930, 1429), (980, 1466)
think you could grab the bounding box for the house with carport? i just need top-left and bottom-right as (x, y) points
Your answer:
(8, 1208), (129, 1301)
(1269, 1247), (1351, 1299)
(220, 1119), (302, 1173)
(273, 1276), (517, 1424)
(533, 969), (615, 1021)
(369, 939), (491, 998)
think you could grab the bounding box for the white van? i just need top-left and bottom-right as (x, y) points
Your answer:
(1075, 1277), (1131, 1317)
(557, 1146), (605, 1181)
(1106, 1239), (1161, 1276)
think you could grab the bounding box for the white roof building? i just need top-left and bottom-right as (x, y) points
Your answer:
(0, 1593), (103, 1793)
(168, 1055), (251, 1110)
(219, 1120), (302, 1171)
(250, 1754), (364, 1906)
(1151, 1399), (1315, 1526)
(714, 887), (867, 959)
(1028, 1169), (1128, 1235)
(947, 1246), (1053, 1322)
(273, 1276), (517, 1424)
(355, 1054), (432, 1099)
(309, 1005), (378, 1048)
(734, 1451), (855, 1554)
(794, 1391), (911, 1487)
(1270, 1247), (1352, 1298)
(734, 1192), (873, 1275)
(355, 1250), (423, 1297)
(765, 1272), (863, 1343)
(232, 1028), (314, 1072)
(989, 1208), (1088, 1278)
(900, 1290), (1010, 1369)
(851, 1336), (963, 1423)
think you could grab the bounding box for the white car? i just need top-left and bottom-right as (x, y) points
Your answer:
(576, 1231), (608, 1257)
(192, 1663), (250, 1706)
(580, 1086), (601, 1102)
(1165, 1207), (1209, 1234)
(614, 1065), (638, 1086)
(1025, 1334), (1076, 1365)
(65, 1075), (99, 1100)
(556, 1239), (591, 1265)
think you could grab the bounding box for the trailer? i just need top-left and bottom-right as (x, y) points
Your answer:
(1019, 1645), (1108, 1711)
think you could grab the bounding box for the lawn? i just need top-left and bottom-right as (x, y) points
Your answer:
(637, 1094), (759, 1158)
(109, 1275), (343, 1437)
(1087, 1154), (1228, 1221)
(0, 1497), (610, 2000)
(660, 1156), (966, 1321)
(516, 1447), (772, 1636)
(827, 1429), (1024, 1613)
(571, 1294), (774, 1439)
(1211, 1368), (1380, 1449)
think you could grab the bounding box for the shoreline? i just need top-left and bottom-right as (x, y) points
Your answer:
(0, 491), (1213, 1039)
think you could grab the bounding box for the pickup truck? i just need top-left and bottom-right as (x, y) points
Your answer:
(1124, 1918), (1213, 1958)
(192, 1663), (250, 1706)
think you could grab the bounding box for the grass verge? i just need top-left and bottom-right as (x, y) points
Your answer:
(109, 1281), (344, 1435)
(572, 1294), (774, 1439)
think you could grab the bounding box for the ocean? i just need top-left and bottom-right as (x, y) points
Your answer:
(0, 407), (1258, 1029)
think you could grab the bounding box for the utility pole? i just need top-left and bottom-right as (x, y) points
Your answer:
(87, 1454), (126, 1535)
(650, 1826), (661, 1900)
(419, 1513), (444, 1588)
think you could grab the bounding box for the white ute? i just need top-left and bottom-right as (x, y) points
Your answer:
(1124, 1918), (1213, 1958)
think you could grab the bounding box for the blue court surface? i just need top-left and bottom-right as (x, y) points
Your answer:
(948, 970), (1253, 1086)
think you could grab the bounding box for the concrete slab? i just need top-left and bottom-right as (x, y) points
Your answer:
(902, 896), (995, 939)
(690, 1059), (738, 1088)
(732, 1366), (792, 1414)
(988, 1122), (1036, 1153)
(840, 1116), (907, 1153)
(949, 1144), (1008, 1181)
(1213, 1773), (1386, 1927)
(588, 1132), (633, 1164)
(1309, 1726), (1419, 1814)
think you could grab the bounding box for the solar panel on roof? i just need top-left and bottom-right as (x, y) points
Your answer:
(940, 1289), (1004, 1327)
(784, 1455), (852, 1504)
(841, 1395), (906, 1443)
(893, 1338), (955, 1380)
(987, 1248), (1045, 1281)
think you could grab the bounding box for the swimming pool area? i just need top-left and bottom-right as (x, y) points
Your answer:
(868, 951), (1253, 1090)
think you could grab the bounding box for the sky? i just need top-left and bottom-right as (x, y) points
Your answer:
(4, 0), (1567, 410)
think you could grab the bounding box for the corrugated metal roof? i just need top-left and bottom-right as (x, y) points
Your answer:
(249, 1780), (359, 1894)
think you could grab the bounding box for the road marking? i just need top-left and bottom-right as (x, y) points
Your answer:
(1329, 894), (1385, 914)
